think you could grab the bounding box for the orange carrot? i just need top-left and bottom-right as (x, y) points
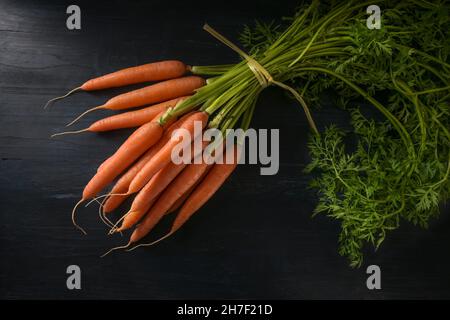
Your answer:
(67, 76), (204, 126)
(165, 165), (212, 215)
(101, 150), (154, 213)
(116, 162), (186, 232)
(95, 109), (173, 174)
(82, 121), (163, 200)
(44, 60), (189, 108)
(53, 97), (188, 137)
(127, 111), (209, 194)
(89, 97), (187, 132)
(102, 111), (196, 213)
(97, 156), (113, 173)
(165, 142), (224, 216)
(116, 137), (210, 232)
(81, 60), (188, 91)
(129, 159), (212, 244)
(171, 145), (240, 234)
(100, 76), (203, 110)
(122, 145), (238, 241)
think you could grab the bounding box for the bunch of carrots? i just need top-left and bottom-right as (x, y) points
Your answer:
(49, 0), (450, 266)
(48, 60), (241, 254)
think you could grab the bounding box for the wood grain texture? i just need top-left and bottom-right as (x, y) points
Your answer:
(0, 0), (449, 299)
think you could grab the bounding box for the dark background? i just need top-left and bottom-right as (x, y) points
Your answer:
(1, 0), (449, 299)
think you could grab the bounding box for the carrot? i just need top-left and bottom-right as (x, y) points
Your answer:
(127, 111), (209, 194)
(165, 165), (212, 215)
(72, 119), (163, 234)
(165, 189), (191, 216)
(101, 153), (152, 213)
(66, 76), (205, 126)
(96, 108), (173, 174)
(100, 143), (228, 255)
(44, 60), (189, 108)
(88, 97), (187, 132)
(122, 145), (239, 247)
(82, 121), (163, 201)
(52, 97), (188, 137)
(98, 145), (162, 214)
(81, 60), (188, 91)
(102, 111), (196, 213)
(171, 145), (240, 234)
(94, 109), (173, 174)
(164, 141), (224, 216)
(129, 159), (212, 244)
(116, 137), (210, 232)
(116, 162), (186, 232)
(97, 156), (113, 173)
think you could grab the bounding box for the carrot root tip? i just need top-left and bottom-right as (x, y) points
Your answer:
(85, 192), (128, 208)
(50, 128), (88, 138)
(126, 232), (174, 252)
(97, 197), (114, 228)
(100, 241), (131, 258)
(66, 105), (103, 127)
(107, 209), (133, 235)
(43, 87), (81, 109)
(72, 198), (87, 235)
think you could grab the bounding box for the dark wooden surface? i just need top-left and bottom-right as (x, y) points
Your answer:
(1, 0), (449, 300)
